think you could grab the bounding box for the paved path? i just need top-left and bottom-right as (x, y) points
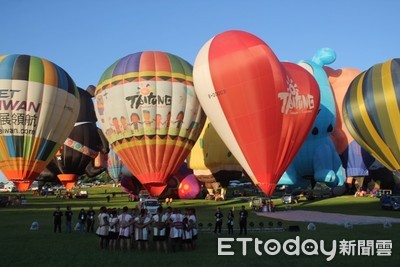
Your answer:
(256, 210), (400, 225)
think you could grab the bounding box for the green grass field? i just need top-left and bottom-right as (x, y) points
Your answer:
(0, 187), (399, 267)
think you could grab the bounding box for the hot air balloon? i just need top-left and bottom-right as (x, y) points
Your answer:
(187, 118), (243, 199)
(94, 51), (206, 196)
(0, 54), (80, 191)
(46, 87), (109, 190)
(120, 175), (142, 196)
(107, 147), (123, 183)
(343, 58), (400, 173)
(193, 30), (320, 196)
(278, 48), (345, 189)
(325, 66), (374, 192)
(178, 174), (201, 199)
(154, 162), (191, 198)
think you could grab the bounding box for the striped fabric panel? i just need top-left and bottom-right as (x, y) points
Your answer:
(2, 136), (57, 161)
(96, 52), (193, 91)
(344, 58), (400, 170)
(0, 55), (76, 95)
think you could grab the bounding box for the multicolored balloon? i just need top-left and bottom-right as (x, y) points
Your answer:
(107, 147), (123, 182)
(343, 59), (400, 171)
(94, 51), (206, 196)
(0, 55), (80, 191)
(178, 174), (201, 199)
(159, 162), (193, 198)
(193, 30), (320, 195)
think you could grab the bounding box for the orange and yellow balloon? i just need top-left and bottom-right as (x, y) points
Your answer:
(94, 51), (206, 196)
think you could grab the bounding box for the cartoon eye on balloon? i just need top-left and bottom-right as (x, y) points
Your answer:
(94, 51), (206, 196)
(343, 58), (400, 172)
(0, 54), (80, 191)
(193, 30), (320, 196)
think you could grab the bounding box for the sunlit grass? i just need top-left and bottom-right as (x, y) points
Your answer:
(0, 188), (399, 267)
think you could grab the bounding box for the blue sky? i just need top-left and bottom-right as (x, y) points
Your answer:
(0, 0), (398, 182)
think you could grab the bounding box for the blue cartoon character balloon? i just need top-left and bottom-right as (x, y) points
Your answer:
(278, 48), (345, 188)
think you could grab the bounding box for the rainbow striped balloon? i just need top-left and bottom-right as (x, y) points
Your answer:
(343, 58), (400, 171)
(94, 51), (206, 195)
(0, 54), (80, 191)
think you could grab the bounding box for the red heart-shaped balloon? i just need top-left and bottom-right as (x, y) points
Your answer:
(194, 30), (320, 195)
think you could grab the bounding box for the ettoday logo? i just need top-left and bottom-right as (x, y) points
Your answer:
(218, 237), (392, 261)
(218, 236), (336, 261)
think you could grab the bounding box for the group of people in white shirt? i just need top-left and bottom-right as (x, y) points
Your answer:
(96, 205), (198, 253)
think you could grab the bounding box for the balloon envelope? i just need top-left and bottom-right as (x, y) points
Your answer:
(48, 88), (107, 175)
(57, 174), (78, 190)
(193, 31), (320, 195)
(120, 175), (141, 195)
(94, 51), (206, 189)
(343, 59), (400, 171)
(0, 55), (80, 191)
(107, 147), (123, 181)
(178, 174), (201, 199)
(160, 162), (193, 198)
(187, 118), (242, 187)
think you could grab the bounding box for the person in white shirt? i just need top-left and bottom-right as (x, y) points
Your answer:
(118, 206), (133, 251)
(96, 206), (110, 250)
(108, 209), (119, 251)
(152, 206), (168, 253)
(182, 217), (192, 250)
(134, 208), (152, 252)
(169, 209), (184, 252)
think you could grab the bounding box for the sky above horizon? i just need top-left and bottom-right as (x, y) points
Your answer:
(0, 0), (398, 182)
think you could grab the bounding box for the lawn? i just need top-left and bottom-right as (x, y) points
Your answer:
(0, 187), (399, 267)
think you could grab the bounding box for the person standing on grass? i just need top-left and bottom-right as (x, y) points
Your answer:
(153, 206), (168, 253)
(214, 207), (223, 234)
(108, 209), (119, 251)
(87, 206), (96, 233)
(134, 208), (152, 252)
(239, 205), (248, 235)
(53, 206), (63, 233)
(78, 208), (87, 233)
(118, 206), (133, 252)
(227, 209), (234, 235)
(65, 206), (73, 233)
(96, 206), (110, 249)
(164, 206), (172, 240)
(188, 208), (198, 250)
(182, 216), (192, 251)
(169, 208), (184, 252)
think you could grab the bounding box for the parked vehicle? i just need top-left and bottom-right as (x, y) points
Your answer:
(380, 195), (400, 210)
(142, 199), (160, 215)
(281, 193), (300, 204)
(75, 191), (89, 199)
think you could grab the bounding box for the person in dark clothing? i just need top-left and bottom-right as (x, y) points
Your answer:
(78, 208), (87, 233)
(227, 210), (234, 234)
(87, 206), (96, 232)
(239, 205), (248, 235)
(65, 206), (73, 233)
(214, 207), (223, 234)
(53, 206), (63, 233)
